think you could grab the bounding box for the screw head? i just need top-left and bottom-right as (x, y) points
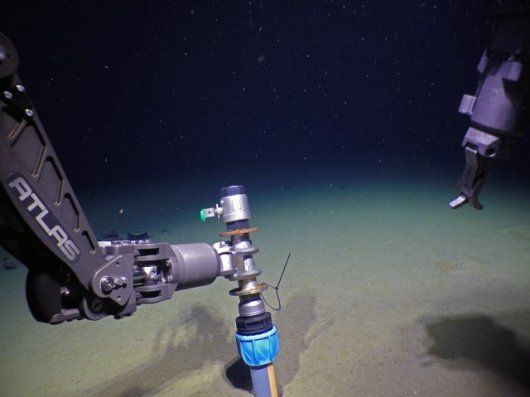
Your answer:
(15, 84), (25, 92)
(24, 108), (34, 117)
(3, 91), (13, 100)
(100, 276), (116, 293)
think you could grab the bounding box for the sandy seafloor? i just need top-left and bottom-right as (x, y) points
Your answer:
(1, 166), (530, 397)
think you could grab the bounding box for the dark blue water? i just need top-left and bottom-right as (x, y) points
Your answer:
(1, 1), (528, 197)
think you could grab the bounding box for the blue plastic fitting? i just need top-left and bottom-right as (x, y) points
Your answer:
(235, 326), (279, 367)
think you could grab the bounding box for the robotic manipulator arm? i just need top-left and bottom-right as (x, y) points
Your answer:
(0, 33), (236, 324)
(450, 9), (530, 210)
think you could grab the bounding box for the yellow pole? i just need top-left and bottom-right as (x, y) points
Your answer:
(267, 364), (279, 397)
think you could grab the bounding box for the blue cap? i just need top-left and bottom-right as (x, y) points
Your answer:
(235, 326), (279, 367)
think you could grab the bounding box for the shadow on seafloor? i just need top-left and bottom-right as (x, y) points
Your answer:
(421, 312), (530, 393)
(78, 294), (317, 396)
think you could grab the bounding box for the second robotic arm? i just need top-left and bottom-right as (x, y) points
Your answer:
(450, 11), (530, 209)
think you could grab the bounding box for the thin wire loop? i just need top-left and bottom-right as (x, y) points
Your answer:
(261, 253), (291, 311)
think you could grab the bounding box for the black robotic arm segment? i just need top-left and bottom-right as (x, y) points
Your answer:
(0, 33), (110, 322)
(0, 34), (222, 324)
(450, 12), (530, 209)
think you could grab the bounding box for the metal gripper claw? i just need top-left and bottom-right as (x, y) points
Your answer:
(449, 146), (490, 210)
